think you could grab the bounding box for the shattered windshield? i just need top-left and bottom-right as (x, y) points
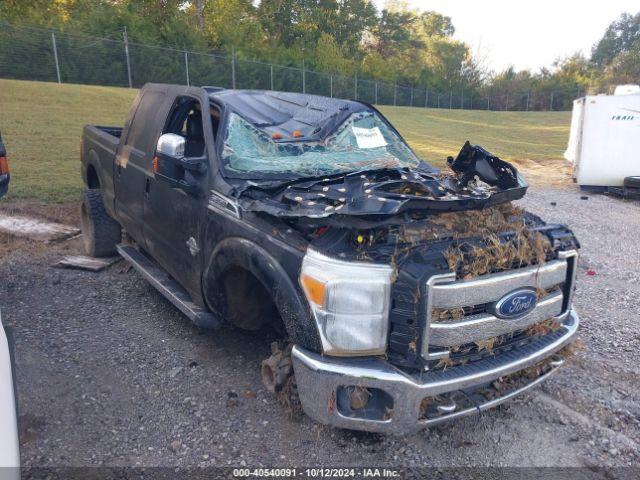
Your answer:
(221, 111), (421, 177)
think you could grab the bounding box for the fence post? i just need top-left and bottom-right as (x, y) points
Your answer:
(393, 83), (397, 106)
(525, 91), (530, 111)
(302, 60), (306, 94)
(449, 90), (452, 109)
(549, 91), (554, 111)
(461, 89), (464, 109)
(184, 50), (190, 86)
(354, 72), (358, 100)
(425, 88), (428, 108)
(270, 64), (274, 90)
(374, 82), (378, 104)
(410, 87), (413, 107)
(330, 74), (333, 98)
(231, 47), (236, 89)
(51, 32), (61, 84)
(487, 96), (490, 110)
(437, 93), (440, 109)
(123, 27), (132, 88)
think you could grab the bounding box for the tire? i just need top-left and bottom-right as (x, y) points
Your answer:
(623, 176), (640, 189)
(80, 189), (121, 257)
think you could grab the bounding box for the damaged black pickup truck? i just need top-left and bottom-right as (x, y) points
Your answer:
(80, 84), (580, 434)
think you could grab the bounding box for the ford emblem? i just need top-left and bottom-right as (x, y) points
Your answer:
(493, 288), (537, 319)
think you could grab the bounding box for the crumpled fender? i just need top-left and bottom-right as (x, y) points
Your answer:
(202, 237), (322, 352)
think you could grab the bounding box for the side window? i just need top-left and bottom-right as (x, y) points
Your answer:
(163, 96), (205, 158)
(126, 91), (165, 151)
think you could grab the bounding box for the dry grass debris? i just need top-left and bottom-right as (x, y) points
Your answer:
(398, 202), (553, 280)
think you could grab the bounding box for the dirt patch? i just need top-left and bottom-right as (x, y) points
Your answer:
(513, 158), (573, 188)
(0, 214), (79, 241)
(0, 200), (79, 226)
(0, 201), (80, 262)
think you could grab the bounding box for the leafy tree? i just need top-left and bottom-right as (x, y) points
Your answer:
(591, 12), (640, 67)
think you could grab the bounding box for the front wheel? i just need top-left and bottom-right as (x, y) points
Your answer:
(80, 189), (121, 257)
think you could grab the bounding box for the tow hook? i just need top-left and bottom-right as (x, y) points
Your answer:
(550, 356), (565, 368)
(436, 400), (457, 414)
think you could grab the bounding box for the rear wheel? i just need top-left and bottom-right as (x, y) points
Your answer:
(624, 176), (640, 189)
(80, 189), (121, 257)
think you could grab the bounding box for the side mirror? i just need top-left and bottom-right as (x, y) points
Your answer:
(156, 133), (185, 159)
(154, 134), (202, 195)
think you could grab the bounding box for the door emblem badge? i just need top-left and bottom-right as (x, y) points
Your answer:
(186, 237), (199, 256)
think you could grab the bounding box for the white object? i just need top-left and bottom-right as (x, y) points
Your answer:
(564, 91), (640, 187)
(0, 214), (79, 242)
(352, 126), (387, 149)
(614, 84), (640, 96)
(0, 311), (20, 475)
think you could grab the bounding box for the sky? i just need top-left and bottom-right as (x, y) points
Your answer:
(373, 0), (639, 72)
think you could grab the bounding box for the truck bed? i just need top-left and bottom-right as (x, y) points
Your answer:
(81, 125), (123, 217)
(84, 125), (123, 146)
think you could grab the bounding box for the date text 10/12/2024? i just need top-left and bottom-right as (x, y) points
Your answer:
(232, 468), (401, 478)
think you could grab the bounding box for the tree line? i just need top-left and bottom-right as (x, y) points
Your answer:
(0, 0), (638, 105)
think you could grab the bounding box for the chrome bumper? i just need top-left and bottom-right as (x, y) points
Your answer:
(292, 309), (579, 435)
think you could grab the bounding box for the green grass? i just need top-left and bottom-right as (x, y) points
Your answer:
(0, 79), (571, 203)
(379, 106), (571, 168)
(0, 79), (137, 202)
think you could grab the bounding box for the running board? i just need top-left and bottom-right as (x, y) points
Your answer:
(116, 244), (221, 329)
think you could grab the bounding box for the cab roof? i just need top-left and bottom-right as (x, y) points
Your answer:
(204, 88), (369, 140)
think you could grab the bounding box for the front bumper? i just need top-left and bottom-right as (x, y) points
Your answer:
(292, 309), (579, 434)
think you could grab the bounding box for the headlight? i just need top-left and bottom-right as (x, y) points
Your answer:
(300, 249), (393, 356)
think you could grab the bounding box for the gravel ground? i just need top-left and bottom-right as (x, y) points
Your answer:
(1, 186), (639, 471)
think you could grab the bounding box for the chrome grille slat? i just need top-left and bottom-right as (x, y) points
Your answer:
(429, 291), (563, 346)
(431, 260), (567, 309)
(421, 251), (578, 362)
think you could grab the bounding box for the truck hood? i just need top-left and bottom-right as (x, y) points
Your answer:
(233, 142), (528, 222)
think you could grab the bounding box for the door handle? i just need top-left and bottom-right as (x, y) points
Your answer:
(145, 177), (151, 196)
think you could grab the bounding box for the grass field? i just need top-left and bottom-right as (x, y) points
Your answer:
(0, 78), (572, 203)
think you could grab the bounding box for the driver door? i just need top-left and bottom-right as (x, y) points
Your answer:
(143, 95), (210, 297)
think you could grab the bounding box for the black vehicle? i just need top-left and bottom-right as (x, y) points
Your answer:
(0, 131), (9, 198)
(80, 84), (580, 434)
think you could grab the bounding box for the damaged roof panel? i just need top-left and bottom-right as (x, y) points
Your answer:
(207, 89), (365, 140)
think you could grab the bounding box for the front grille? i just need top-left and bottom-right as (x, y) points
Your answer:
(431, 285), (562, 324)
(422, 251), (578, 365)
(385, 225), (579, 371)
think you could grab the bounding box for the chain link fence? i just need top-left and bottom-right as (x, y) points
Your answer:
(0, 22), (584, 111)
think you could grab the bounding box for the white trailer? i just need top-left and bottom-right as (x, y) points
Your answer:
(564, 87), (640, 195)
(0, 311), (19, 478)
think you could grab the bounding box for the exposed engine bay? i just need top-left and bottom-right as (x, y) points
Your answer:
(233, 141), (528, 224)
